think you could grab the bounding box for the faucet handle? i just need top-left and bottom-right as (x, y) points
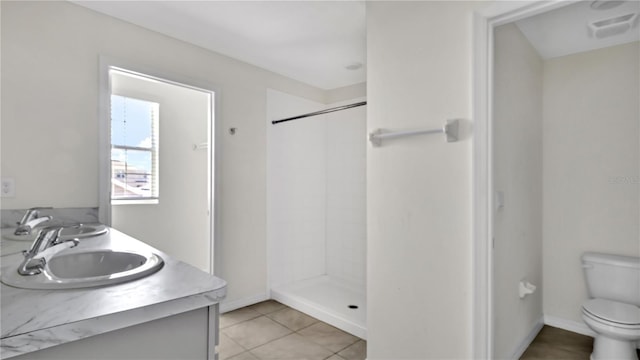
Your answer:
(27, 226), (65, 254)
(42, 226), (65, 239)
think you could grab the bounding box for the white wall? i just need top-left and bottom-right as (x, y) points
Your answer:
(366, 2), (482, 358)
(543, 41), (640, 324)
(493, 23), (543, 358)
(110, 72), (211, 273)
(0, 1), (325, 305)
(326, 83), (367, 105)
(267, 90), (367, 287)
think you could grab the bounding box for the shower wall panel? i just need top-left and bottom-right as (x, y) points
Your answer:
(325, 102), (367, 286)
(267, 89), (327, 287)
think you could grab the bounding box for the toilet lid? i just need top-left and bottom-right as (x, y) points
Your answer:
(583, 299), (640, 325)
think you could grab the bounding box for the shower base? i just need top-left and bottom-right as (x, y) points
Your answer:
(271, 275), (366, 339)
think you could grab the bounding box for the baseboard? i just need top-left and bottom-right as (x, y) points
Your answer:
(220, 292), (269, 313)
(544, 314), (640, 349)
(510, 316), (544, 360)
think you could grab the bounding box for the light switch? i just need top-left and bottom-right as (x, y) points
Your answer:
(1, 178), (15, 198)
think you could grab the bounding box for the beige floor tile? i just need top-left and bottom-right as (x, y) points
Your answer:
(223, 316), (292, 349)
(250, 333), (334, 360)
(220, 307), (262, 328)
(298, 322), (360, 353)
(219, 333), (246, 360)
(267, 307), (318, 331)
(338, 340), (367, 360)
(228, 352), (260, 360)
(326, 356), (346, 360)
(247, 300), (286, 315)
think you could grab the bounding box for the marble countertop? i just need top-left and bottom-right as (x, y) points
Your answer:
(0, 228), (227, 359)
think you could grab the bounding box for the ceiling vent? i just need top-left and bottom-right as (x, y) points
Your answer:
(588, 12), (639, 38)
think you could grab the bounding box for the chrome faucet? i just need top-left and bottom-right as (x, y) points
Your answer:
(14, 207), (53, 236)
(18, 226), (79, 276)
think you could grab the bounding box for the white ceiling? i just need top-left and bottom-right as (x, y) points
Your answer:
(516, 0), (640, 59)
(72, 1), (639, 89)
(72, 1), (366, 90)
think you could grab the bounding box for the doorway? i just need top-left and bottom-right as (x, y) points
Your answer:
(474, 1), (640, 358)
(99, 61), (217, 274)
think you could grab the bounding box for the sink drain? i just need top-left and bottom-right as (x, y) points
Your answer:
(348, 304), (359, 309)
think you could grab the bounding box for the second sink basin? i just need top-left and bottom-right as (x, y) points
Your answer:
(2, 224), (108, 242)
(1, 249), (164, 290)
(59, 225), (109, 240)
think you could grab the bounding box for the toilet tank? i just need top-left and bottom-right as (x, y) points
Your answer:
(582, 252), (640, 306)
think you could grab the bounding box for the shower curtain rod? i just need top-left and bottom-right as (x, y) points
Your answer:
(271, 101), (367, 125)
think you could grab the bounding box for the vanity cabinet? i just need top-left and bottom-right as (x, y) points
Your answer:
(1, 228), (226, 360)
(11, 306), (218, 360)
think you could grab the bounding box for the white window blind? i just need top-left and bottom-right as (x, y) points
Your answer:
(110, 94), (159, 201)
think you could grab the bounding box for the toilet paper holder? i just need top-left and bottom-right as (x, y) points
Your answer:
(519, 280), (536, 299)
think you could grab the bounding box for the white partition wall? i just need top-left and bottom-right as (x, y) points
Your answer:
(493, 23), (544, 359)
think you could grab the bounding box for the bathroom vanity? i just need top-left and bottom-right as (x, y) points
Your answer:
(0, 228), (227, 359)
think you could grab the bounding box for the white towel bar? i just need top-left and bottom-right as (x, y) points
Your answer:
(369, 119), (459, 146)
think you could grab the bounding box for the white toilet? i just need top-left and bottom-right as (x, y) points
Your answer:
(582, 252), (640, 360)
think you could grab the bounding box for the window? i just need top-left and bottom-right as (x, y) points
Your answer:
(110, 94), (159, 202)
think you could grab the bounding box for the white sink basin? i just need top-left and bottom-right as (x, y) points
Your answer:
(2, 224), (108, 242)
(1, 249), (163, 290)
(59, 225), (109, 240)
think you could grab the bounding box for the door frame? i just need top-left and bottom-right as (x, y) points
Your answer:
(471, 1), (578, 358)
(98, 56), (221, 275)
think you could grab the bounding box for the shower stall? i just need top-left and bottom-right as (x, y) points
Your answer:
(266, 89), (367, 338)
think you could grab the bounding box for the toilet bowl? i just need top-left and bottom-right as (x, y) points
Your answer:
(582, 298), (640, 360)
(581, 252), (640, 360)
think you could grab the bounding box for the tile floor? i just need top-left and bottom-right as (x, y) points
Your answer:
(219, 300), (366, 360)
(222, 308), (639, 360)
(520, 325), (640, 360)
